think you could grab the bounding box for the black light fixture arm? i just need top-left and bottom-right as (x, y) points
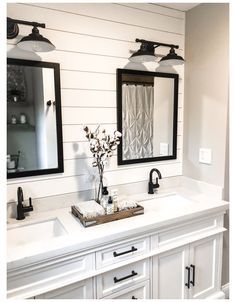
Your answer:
(135, 38), (179, 50)
(8, 17), (45, 29)
(7, 17), (46, 39)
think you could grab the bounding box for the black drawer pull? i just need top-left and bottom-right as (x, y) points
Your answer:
(190, 264), (195, 286)
(131, 296), (138, 299)
(114, 270), (138, 283)
(113, 246), (138, 257)
(185, 266), (190, 289)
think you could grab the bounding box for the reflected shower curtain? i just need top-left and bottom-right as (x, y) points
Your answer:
(122, 84), (154, 160)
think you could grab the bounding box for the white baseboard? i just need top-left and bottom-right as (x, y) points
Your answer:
(222, 283), (230, 299)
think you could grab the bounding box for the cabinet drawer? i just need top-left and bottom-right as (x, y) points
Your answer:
(103, 280), (150, 299)
(151, 215), (223, 250)
(35, 278), (94, 299)
(97, 259), (150, 298)
(96, 237), (149, 269)
(7, 253), (95, 294)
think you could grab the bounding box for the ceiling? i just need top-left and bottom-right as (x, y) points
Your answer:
(153, 3), (200, 12)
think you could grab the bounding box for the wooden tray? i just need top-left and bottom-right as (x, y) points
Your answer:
(71, 204), (144, 227)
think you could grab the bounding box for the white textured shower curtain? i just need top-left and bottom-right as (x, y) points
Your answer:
(122, 84), (154, 160)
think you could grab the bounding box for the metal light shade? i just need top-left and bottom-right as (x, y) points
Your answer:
(159, 47), (184, 66)
(17, 27), (55, 52)
(129, 42), (157, 62)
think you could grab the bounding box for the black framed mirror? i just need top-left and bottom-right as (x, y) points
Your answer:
(117, 68), (179, 165)
(7, 58), (64, 178)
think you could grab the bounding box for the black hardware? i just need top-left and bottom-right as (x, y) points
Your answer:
(7, 17), (45, 40)
(190, 264), (195, 286)
(113, 246), (138, 257)
(46, 100), (55, 107)
(148, 168), (162, 194)
(7, 17), (19, 39)
(185, 266), (190, 289)
(130, 39), (184, 65)
(135, 38), (179, 50)
(16, 187), (33, 220)
(131, 296), (138, 299)
(114, 270), (138, 283)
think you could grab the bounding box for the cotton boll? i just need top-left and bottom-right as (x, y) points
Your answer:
(103, 142), (109, 150)
(114, 130), (122, 137)
(90, 139), (97, 146)
(109, 137), (114, 143)
(83, 126), (89, 132)
(97, 132), (105, 140)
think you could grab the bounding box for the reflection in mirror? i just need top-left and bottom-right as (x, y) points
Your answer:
(117, 69), (178, 165)
(7, 59), (64, 178)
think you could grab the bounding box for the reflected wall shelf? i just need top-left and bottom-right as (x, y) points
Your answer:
(7, 101), (31, 107)
(7, 123), (35, 131)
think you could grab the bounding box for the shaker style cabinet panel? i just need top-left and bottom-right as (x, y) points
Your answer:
(103, 280), (150, 299)
(96, 236), (149, 269)
(188, 234), (222, 299)
(152, 245), (189, 299)
(96, 259), (150, 298)
(152, 234), (223, 299)
(35, 278), (94, 299)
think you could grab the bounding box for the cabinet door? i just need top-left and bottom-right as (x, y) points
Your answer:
(35, 278), (94, 299)
(152, 245), (189, 299)
(189, 234), (222, 299)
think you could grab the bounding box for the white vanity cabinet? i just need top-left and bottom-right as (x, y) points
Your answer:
(7, 202), (228, 300)
(152, 232), (223, 299)
(103, 280), (150, 299)
(188, 234), (223, 299)
(97, 259), (150, 298)
(96, 236), (150, 298)
(152, 244), (189, 299)
(35, 278), (94, 299)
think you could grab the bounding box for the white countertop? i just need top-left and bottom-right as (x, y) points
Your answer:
(7, 187), (229, 270)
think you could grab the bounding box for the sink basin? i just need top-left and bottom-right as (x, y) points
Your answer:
(7, 218), (67, 248)
(142, 193), (197, 213)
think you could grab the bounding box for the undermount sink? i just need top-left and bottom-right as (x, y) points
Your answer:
(142, 193), (197, 213)
(7, 218), (67, 248)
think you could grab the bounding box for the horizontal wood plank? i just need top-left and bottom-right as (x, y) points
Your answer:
(7, 2), (185, 201)
(7, 4), (185, 48)
(7, 162), (182, 200)
(118, 3), (185, 19)
(27, 3), (184, 34)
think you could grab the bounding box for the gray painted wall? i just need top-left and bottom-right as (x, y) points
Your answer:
(184, 3), (229, 187)
(184, 3), (229, 286)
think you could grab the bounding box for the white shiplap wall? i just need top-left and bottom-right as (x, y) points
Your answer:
(7, 3), (185, 201)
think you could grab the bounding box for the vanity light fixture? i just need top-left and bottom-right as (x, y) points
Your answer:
(7, 17), (55, 52)
(129, 38), (184, 66)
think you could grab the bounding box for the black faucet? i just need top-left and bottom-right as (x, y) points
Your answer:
(17, 187), (33, 220)
(148, 168), (162, 194)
